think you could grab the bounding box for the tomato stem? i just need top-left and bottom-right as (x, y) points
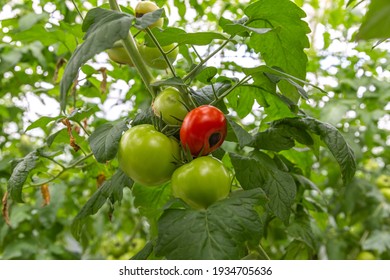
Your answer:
(183, 35), (234, 83)
(29, 153), (94, 187)
(256, 244), (271, 260)
(210, 74), (252, 105)
(145, 28), (178, 77)
(109, 0), (156, 98)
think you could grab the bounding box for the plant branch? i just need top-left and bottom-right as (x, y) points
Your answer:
(145, 28), (177, 77)
(30, 153), (94, 187)
(183, 36), (234, 83)
(109, 0), (156, 98)
(71, 0), (84, 20)
(210, 74), (252, 105)
(256, 244), (271, 260)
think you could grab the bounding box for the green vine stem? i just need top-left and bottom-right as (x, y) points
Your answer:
(183, 35), (235, 83)
(210, 74), (252, 105)
(30, 153), (94, 187)
(145, 28), (177, 77)
(108, 0), (156, 98)
(256, 244), (271, 260)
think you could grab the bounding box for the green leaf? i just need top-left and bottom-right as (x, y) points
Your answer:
(297, 117), (356, 185)
(46, 128), (68, 147)
(155, 189), (266, 260)
(131, 241), (154, 260)
(150, 77), (186, 88)
(134, 8), (164, 30)
(18, 12), (47, 31)
(283, 240), (312, 260)
(252, 126), (295, 152)
(0, 49), (23, 74)
(254, 115), (353, 185)
(362, 231), (390, 254)
(25, 116), (62, 132)
(196, 67), (218, 83)
(287, 210), (316, 249)
(68, 107), (98, 122)
(191, 82), (231, 112)
(60, 8), (134, 111)
(71, 169), (133, 240)
(231, 152), (296, 224)
(230, 153), (267, 190)
(226, 86), (255, 119)
(131, 108), (154, 126)
(242, 66), (298, 120)
(264, 72), (308, 100)
(133, 182), (172, 235)
(262, 166), (297, 224)
(219, 17), (272, 36)
(88, 120), (128, 163)
(245, 0), (310, 102)
(147, 27), (229, 46)
(226, 117), (253, 148)
(356, 0), (390, 40)
(251, 122), (313, 151)
(7, 151), (39, 203)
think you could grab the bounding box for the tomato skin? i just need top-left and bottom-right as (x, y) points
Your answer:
(135, 1), (164, 29)
(180, 105), (227, 156)
(356, 251), (376, 260)
(118, 124), (180, 186)
(376, 174), (390, 189)
(107, 46), (134, 66)
(139, 44), (179, 69)
(152, 87), (188, 125)
(381, 188), (390, 202)
(171, 156), (231, 209)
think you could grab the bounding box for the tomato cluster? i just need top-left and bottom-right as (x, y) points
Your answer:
(119, 88), (230, 209)
(116, 1), (231, 209)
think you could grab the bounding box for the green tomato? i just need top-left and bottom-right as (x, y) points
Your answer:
(135, 1), (164, 29)
(107, 46), (134, 66)
(139, 43), (179, 69)
(380, 188), (390, 202)
(376, 174), (390, 189)
(152, 87), (188, 125)
(356, 251), (376, 260)
(118, 124), (180, 186)
(171, 156), (231, 209)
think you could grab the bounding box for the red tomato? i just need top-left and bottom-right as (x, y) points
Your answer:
(180, 105), (227, 156)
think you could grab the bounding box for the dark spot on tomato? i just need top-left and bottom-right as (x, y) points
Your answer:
(209, 132), (221, 148)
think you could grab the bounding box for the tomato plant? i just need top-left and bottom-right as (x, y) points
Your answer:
(5, 0), (390, 262)
(118, 124), (180, 186)
(152, 87), (189, 125)
(171, 156), (231, 209)
(180, 105), (227, 156)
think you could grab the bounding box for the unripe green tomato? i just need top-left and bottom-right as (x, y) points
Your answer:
(118, 124), (180, 186)
(135, 1), (164, 29)
(107, 46), (134, 66)
(356, 251), (376, 260)
(152, 87), (189, 125)
(376, 174), (390, 189)
(171, 156), (231, 209)
(380, 188), (390, 202)
(139, 43), (179, 69)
